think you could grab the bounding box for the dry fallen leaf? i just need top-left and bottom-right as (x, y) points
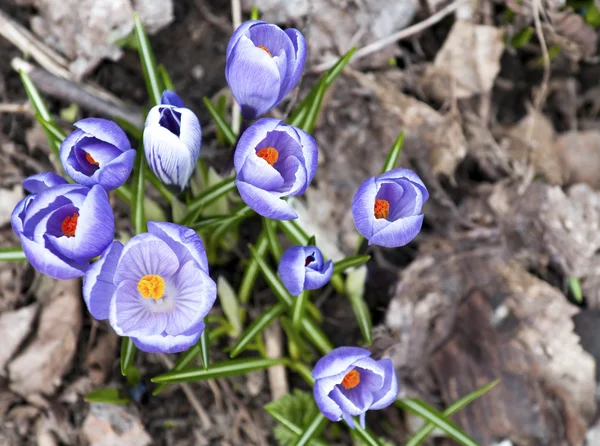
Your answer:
(556, 130), (600, 188)
(82, 404), (152, 446)
(0, 304), (38, 376)
(86, 333), (119, 386)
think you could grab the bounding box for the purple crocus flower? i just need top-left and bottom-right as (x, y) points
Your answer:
(83, 222), (217, 354)
(278, 245), (333, 296)
(226, 20), (306, 119)
(143, 90), (201, 191)
(352, 168), (429, 248)
(312, 347), (399, 429)
(11, 176), (115, 280)
(234, 118), (317, 220)
(60, 118), (136, 190)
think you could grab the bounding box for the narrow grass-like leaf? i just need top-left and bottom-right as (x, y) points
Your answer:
(204, 97), (236, 146)
(346, 266), (372, 345)
(132, 147), (146, 234)
(380, 131), (404, 174)
(279, 219), (310, 245)
(151, 357), (286, 383)
(290, 362), (315, 386)
(37, 116), (67, 141)
(85, 388), (131, 405)
(295, 412), (327, 446)
(217, 276), (242, 337)
(569, 277), (583, 304)
(405, 380), (499, 446)
(239, 232), (268, 304)
(298, 80), (327, 133)
(230, 303), (286, 358)
(352, 424), (383, 446)
(200, 327), (210, 370)
(396, 399), (478, 446)
(208, 205), (251, 244)
(133, 12), (162, 106)
(120, 337), (137, 376)
(265, 406), (328, 446)
(146, 169), (173, 202)
(0, 247), (27, 262)
(214, 95), (229, 145)
(192, 205), (253, 231)
(158, 64), (175, 91)
(182, 177), (236, 225)
(291, 290), (310, 330)
(263, 217), (283, 261)
(153, 337), (205, 395)
(333, 255), (371, 274)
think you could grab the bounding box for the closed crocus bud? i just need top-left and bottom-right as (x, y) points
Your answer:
(60, 118), (136, 190)
(83, 222), (217, 354)
(226, 20), (306, 119)
(11, 178), (115, 280)
(352, 169), (429, 248)
(312, 347), (399, 429)
(234, 118), (317, 220)
(143, 90), (201, 191)
(278, 245), (333, 296)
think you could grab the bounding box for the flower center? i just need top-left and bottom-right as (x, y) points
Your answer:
(341, 369), (361, 390)
(256, 147), (279, 166)
(137, 275), (165, 300)
(257, 45), (272, 56)
(85, 152), (99, 166)
(61, 213), (79, 237)
(374, 199), (390, 219)
(305, 255), (315, 267)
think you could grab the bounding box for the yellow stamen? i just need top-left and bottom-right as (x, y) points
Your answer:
(137, 275), (165, 300)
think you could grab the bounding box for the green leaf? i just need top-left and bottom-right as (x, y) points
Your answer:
(295, 412), (328, 446)
(0, 247), (27, 262)
(405, 380), (500, 446)
(510, 26), (534, 48)
(380, 131), (404, 174)
(158, 64), (175, 91)
(239, 231), (268, 304)
(218, 276), (243, 337)
(351, 424), (383, 446)
(146, 169), (174, 202)
(585, 3), (600, 28)
(182, 177), (236, 225)
(265, 390), (328, 446)
(345, 266), (372, 345)
(204, 97), (237, 146)
(291, 290), (310, 330)
(132, 147), (147, 234)
(333, 255), (371, 274)
(396, 399), (479, 446)
(279, 219), (310, 245)
(120, 337), (137, 377)
(200, 327), (210, 370)
(36, 116), (67, 141)
(250, 5), (260, 20)
(133, 12), (163, 106)
(263, 217), (283, 261)
(85, 388), (131, 405)
(151, 357), (286, 383)
(230, 303), (286, 358)
(153, 337), (207, 395)
(569, 277), (584, 304)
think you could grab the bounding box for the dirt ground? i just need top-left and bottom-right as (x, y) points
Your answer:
(2, 0), (600, 445)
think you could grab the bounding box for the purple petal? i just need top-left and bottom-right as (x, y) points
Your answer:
(235, 180), (297, 220)
(83, 241), (123, 320)
(237, 153), (285, 192)
(76, 138), (122, 166)
(304, 246), (325, 270)
(278, 245), (306, 296)
(11, 196), (33, 235)
(161, 90), (185, 107)
(131, 319), (205, 354)
(226, 20), (264, 59)
(369, 359), (399, 410)
(281, 28), (307, 97)
(369, 214), (424, 248)
(114, 233), (180, 284)
(147, 222), (209, 272)
(351, 357), (385, 390)
(59, 129), (85, 176)
(295, 127), (318, 188)
(19, 234), (87, 279)
(164, 261), (217, 335)
(312, 347), (372, 379)
(109, 280), (168, 337)
(233, 118), (282, 171)
(379, 168), (429, 203)
(278, 155), (307, 197)
(359, 412), (366, 429)
(74, 118), (131, 152)
(178, 107), (202, 166)
(95, 149), (136, 190)
(343, 412), (355, 429)
(314, 370), (346, 421)
(329, 386), (369, 416)
(390, 179), (424, 219)
(304, 260), (333, 291)
(22, 173), (68, 194)
(351, 177), (378, 239)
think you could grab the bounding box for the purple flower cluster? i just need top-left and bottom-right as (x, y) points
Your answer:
(278, 245), (333, 296)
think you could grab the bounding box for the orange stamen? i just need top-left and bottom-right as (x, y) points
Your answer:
(137, 275), (165, 300)
(256, 147), (279, 166)
(257, 45), (272, 56)
(374, 199), (390, 219)
(341, 369), (361, 390)
(85, 152), (99, 166)
(61, 213), (79, 237)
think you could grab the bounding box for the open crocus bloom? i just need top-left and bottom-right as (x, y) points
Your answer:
(278, 245), (333, 296)
(312, 347), (399, 429)
(352, 168), (429, 248)
(234, 118), (318, 220)
(60, 118), (136, 190)
(83, 222), (217, 354)
(143, 90), (201, 191)
(11, 176), (114, 280)
(226, 20), (306, 119)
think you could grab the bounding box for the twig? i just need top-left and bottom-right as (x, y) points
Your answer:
(264, 322), (289, 400)
(157, 354), (213, 429)
(479, 0), (493, 124)
(0, 103), (32, 114)
(230, 0), (242, 135)
(311, 0), (469, 73)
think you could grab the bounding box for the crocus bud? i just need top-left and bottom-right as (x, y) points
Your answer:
(11, 177), (115, 280)
(59, 118), (136, 190)
(352, 169), (429, 248)
(234, 118), (318, 220)
(226, 20), (306, 119)
(278, 245), (333, 296)
(143, 90), (202, 191)
(312, 347), (399, 429)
